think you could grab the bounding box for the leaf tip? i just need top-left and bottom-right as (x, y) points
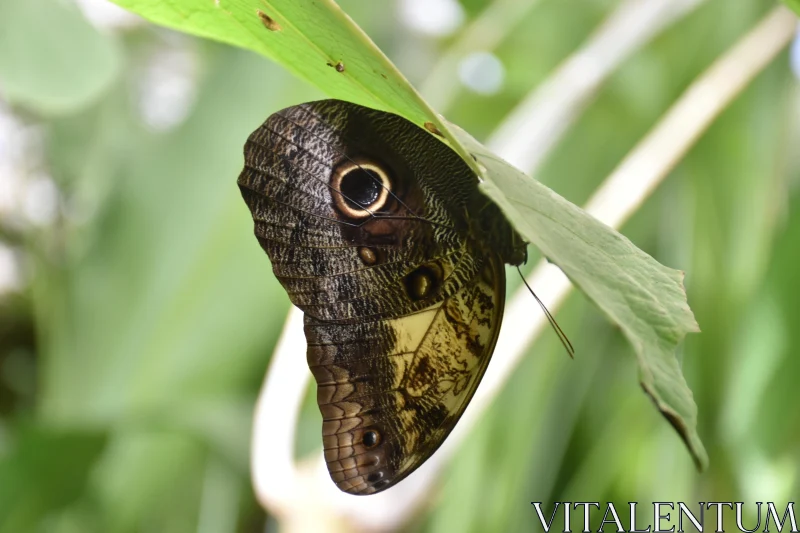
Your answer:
(641, 382), (708, 472)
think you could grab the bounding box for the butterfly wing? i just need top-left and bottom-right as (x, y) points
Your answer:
(238, 100), (513, 495)
(303, 253), (505, 495)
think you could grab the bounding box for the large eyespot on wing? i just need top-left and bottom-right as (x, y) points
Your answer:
(304, 252), (506, 495)
(329, 156), (393, 219)
(236, 100), (474, 325)
(237, 100), (458, 299)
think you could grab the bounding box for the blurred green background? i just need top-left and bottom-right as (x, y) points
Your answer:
(0, 0), (798, 531)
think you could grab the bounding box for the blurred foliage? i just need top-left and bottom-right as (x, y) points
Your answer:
(0, 0), (121, 114)
(0, 0), (798, 532)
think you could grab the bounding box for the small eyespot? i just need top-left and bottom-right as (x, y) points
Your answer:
(331, 159), (391, 219)
(411, 272), (431, 298)
(366, 472), (383, 483)
(358, 247), (378, 266)
(362, 430), (380, 448)
(404, 264), (442, 301)
(373, 480), (390, 490)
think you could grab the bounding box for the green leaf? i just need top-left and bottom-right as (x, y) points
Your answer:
(106, 0), (705, 467)
(106, 0), (480, 175)
(454, 127), (707, 469)
(38, 48), (297, 423)
(104, 0), (431, 126)
(32, 49), (297, 532)
(782, 0), (800, 17)
(0, 0), (121, 115)
(0, 427), (107, 533)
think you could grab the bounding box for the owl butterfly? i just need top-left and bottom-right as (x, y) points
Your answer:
(238, 100), (526, 495)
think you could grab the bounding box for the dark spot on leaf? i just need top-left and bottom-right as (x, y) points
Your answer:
(327, 61), (346, 72)
(424, 122), (443, 137)
(256, 10), (281, 31)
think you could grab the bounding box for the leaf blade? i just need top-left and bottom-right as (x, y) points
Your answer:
(781, 0), (800, 17)
(456, 127), (707, 469)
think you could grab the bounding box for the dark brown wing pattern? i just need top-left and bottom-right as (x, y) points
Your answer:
(238, 100), (522, 495)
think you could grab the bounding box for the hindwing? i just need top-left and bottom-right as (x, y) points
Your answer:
(304, 253), (505, 494)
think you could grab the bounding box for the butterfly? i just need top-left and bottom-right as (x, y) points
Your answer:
(238, 100), (527, 495)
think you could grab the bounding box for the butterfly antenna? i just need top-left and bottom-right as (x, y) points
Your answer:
(516, 266), (574, 358)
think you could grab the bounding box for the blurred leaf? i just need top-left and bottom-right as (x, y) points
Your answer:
(452, 127), (707, 469)
(37, 47), (301, 423)
(782, 0), (800, 16)
(157, 397), (255, 472)
(31, 46), (310, 533)
(92, 430), (207, 533)
(0, 427), (106, 533)
(0, 0), (121, 115)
